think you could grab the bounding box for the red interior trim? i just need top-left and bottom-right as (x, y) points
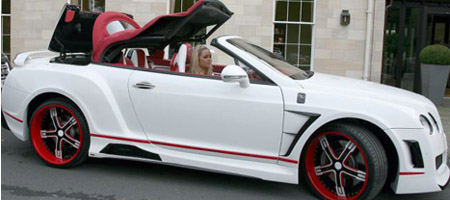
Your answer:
(148, 58), (171, 66)
(4, 111), (23, 123)
(212, 64), (226, 73)
(65, 9), (75, 23)
(136, 50), (146, 68)
(90, 133), (298, 164)
(399, 172), (425, 175)
(93, 0), (205, 62)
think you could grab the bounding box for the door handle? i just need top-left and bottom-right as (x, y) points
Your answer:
(134, 81), (155, 89)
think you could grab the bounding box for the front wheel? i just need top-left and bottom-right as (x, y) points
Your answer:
(302, 123), (387, 200)
(29, 98), (90, 168)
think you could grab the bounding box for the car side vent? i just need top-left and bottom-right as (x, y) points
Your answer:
(436, 154), (443, 170)
(100, 144), (162, 161)
(405, 141), (424, 168)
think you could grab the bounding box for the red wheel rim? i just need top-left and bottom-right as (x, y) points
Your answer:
(30, 104), (82, 165)
(305, 132), (369, 200)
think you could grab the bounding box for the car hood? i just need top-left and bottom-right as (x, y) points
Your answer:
(297, 73), (434, 111)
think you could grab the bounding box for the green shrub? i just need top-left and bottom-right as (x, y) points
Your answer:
(419, 44), (450, 65)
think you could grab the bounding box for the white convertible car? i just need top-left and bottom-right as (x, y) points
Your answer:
(2, 0), (449, 199)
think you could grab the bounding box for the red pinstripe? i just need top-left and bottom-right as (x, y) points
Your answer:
(90, 133), (298, 164)
(4, 111), (23, 123)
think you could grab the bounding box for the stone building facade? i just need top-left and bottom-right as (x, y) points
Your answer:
(9, 0), (387, 84)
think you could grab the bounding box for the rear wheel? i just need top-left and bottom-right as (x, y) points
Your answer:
(302, 123), (387, 200)
(29, 98), (89, 168)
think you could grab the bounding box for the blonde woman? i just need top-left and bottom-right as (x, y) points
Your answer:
(188, 45), (213, 75)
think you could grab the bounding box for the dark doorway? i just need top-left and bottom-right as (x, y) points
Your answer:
(426, 11), (450, 96)
(427, 13), (450, 46)
(382, 1), (450, 94)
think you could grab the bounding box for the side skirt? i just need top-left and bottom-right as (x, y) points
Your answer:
(89, 135), (299, 184)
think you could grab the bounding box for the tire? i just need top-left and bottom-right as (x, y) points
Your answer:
(29, 98), (90, 168)
(301, 123), (387, 200)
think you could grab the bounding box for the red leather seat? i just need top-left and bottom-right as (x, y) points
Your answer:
(126, 49), (149, 69)
(170, 43), (192, 72)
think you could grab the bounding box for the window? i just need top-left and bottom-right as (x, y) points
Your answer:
(2, 0), (11, 59)
(70, 0), (105, 12)
(229, 38), (309, 80)
(273, 0), (315, 71)
(171, 0), (197, 13)
(169, 0), (205, 58)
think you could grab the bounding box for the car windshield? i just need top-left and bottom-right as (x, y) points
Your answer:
(227, 38), (310, 80)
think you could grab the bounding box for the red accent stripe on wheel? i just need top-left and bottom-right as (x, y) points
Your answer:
(90, 133), (298, 164)
(90, 133), (150, 144)
(3, 111), (23, 123)
(399, 172), (425, 175)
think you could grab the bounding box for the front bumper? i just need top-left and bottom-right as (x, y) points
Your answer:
(387, 128), (449, 194)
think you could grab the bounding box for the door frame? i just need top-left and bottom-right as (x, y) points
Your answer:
(420, 7), (450, 92)
(383, 1), (450, 93)
(383, 1), (424, 92)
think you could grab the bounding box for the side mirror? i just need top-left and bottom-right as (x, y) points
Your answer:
(221, 65), (250, 88)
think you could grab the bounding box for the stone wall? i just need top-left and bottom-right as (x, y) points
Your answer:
(11, 0), (65, 62)
(314, 0), (385, 82)
(10, 0), (386, 83)
(105, 0), (167, 27)
(208, 0), (273, 64)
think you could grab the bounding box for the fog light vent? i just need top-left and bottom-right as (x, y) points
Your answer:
(405, 141), (424, 168)
(436, 154), (443, 170)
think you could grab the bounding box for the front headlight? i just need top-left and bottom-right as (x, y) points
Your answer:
(419, 115), (433, 135)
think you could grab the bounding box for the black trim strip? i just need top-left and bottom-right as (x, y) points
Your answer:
(283, 110), (320, 156)
(100, 144), (162, 161)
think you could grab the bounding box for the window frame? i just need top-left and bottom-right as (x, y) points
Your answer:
(1, 0), (11, 59)
(272, 0), (317, 71)
(96, 44), (276, 86)
(69, 0), (105, 12)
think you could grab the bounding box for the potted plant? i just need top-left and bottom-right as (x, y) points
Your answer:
(419, 44), (450, 105)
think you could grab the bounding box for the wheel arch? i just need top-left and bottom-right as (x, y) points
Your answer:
(25, 92), (89, 141)
(299, 117), (399, 187)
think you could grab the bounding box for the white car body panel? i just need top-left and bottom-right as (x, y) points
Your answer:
(128, 70), (284, 160)
(2, 36), (448, 194)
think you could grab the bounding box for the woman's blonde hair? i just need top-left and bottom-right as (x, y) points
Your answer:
(188, 45), (212, 75)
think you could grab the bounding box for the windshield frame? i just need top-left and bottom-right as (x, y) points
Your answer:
(226, 38), (310, 80)
(210, 38), (277, 86)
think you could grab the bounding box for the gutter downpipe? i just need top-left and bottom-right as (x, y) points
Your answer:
(363, 0), (375, 81)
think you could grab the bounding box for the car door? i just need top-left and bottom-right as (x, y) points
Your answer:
(128, 71), (284, 163)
